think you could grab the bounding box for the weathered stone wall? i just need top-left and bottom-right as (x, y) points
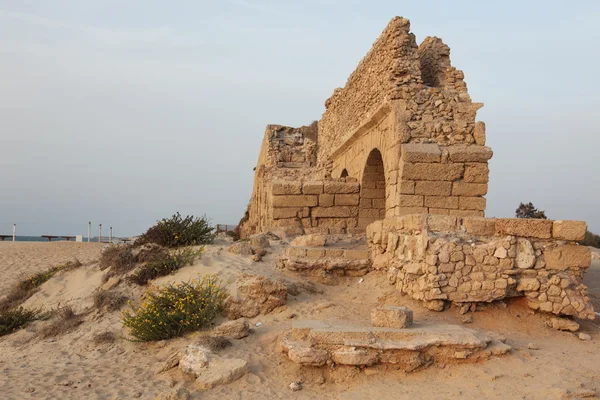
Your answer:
(239, 124), (318, 237)
(269, 179), (361, 235)
(366, 215), (595, 320)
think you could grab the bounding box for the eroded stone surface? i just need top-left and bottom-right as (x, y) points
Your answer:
(371, 305), (413, 329)
(224, 274), (287, 319)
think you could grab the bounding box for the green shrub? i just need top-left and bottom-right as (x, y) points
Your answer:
(122, 275), (227, 341)
(135, 213), (215, 248)
(37, 306), (82, 339)
(128, 247), (202, 285)
(579, 231), (600, 248)
(0, 307), (39, 336)
(19, 260), (82, 292)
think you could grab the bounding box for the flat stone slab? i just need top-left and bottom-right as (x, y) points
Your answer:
(292, 320), (491, 350)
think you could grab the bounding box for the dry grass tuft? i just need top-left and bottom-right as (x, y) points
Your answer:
(93, 290), (128, 312)
(38, 306), (82, 339)
(92, 331), (117, 345)
(195, 335), (232, 352)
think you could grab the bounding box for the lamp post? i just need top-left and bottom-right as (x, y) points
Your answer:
(88, 221), (91, 243)
(99, 224), (102, 243)
(12, 224), (16, 242)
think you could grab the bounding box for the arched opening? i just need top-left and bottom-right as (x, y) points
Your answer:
(340, 169), (349, 178)
(359, 149), (386, 228)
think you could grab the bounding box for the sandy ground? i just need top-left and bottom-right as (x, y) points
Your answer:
(0, 242), (598, 399)
(0, 242), (104, 293)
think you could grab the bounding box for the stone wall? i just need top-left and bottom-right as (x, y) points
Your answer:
(270, 179), (361, 235)
(366, 214), (595, 320)
(239, 124), (318, 237)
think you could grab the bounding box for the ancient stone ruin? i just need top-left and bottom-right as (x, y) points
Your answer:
(240, 17), (594, 321)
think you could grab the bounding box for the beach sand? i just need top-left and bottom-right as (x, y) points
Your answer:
(0, 242), (598, 399)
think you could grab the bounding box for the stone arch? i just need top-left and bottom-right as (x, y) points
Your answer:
(359, 149), (386, 228)
(340, 168), (349, 178)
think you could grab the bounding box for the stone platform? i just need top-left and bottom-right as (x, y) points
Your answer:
(281, 319), (510, 370)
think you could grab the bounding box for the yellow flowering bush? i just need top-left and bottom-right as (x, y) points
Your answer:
(122, 275), (227, 341)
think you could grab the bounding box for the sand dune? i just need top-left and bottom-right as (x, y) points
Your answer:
(0, 241), (598, 399)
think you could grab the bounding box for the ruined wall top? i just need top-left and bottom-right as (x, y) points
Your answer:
(318, 17), (480, 171)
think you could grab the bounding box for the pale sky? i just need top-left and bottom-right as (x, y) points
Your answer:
(1, 0), (599, 236)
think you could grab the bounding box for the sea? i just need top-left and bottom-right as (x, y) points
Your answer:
(3, 236), (52, 242)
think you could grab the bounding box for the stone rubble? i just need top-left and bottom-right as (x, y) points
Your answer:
(179, 345), (249, 390)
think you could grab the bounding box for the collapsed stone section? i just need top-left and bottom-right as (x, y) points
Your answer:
(366, 215), (594, 319)
(281, 319), (511, 370)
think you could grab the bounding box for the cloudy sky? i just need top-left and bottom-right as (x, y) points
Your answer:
(1, 0), (598, 236)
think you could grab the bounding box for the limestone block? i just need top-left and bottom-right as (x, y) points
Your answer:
(290, 234), (327, 247)
(415, 181), (452, 196)
(399, 195), (424, 207)
(552, 220), (587, 241)
(371, 305), (413, 328)
(324, 181), (360, 194)
(516, 278), (540, 292)
(515, 239), (535, 269)
(447, 145), (493, 162)
(312, 206), (358, 218)
(546, 317), (579, 332)
(458, 197), (486, 211)
(331, 348), (378, 366)
(424, 196), (459, 209)
(427, 215), (459, 232)
(306, 248), (325, 258)
(272, 180), (303, 195)
(303, 181), (324, 195)
(400, 180), (416, 194)
(344, 249), (370, 260)
(179, 345), (211, 376)
(288, 347), (328, 366)
(319, 194), (334, 207)
(403, 163), (465, 181)
(428, 208), (450, 215)
(397, 207), (428, 216)
(401, 143), (441, 163)
(494, 219), (552, 239)
(272, 207), (303, 220)
(361, 188), (386, 199)
(335, 194), (360, 206)
(473, 122), (486, 145)
(452, 182), (488, 197)
(273, 195), (318, 208)
(326, 248), (344, 258)
(213, 319), (250, 339)
(463, 217), (496, 236)
(544, 245), (591, 270)
(463, 163), (489, 183)
(449, 210), (484, 217)
(402, 214), (427, 231)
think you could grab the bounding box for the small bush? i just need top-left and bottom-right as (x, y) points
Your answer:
(122, 275), (227, 341)
(0, 307), (39, 336)
(232, 203), (251, 241)
(515, 202), (547, 219)
(135, 212), (215, 248)
(128, 247), (202, 286)
(99, 245), (137, 273)
(93, 291), (128, 312)
(92, 331), (117, 345)
(37, 306), (82, 339)
(19, 260), (82, 292)
(579, 231), (600, 248)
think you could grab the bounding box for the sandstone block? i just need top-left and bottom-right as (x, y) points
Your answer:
(273, 195), (318, 208)
(371, 305), (413, 328)
(463, 217), (496, 236)
(516, 278), (540, 292)
(449, 210), (484, 217)
(400, 180), (416, 194)
(397, 207), (428, 216)
(424, 196), (459, 209)
(195, 357), (249, 390)
(427, 215), (459, 232)
(552, 220), (587, 241)
(516, 238), (535, 269)
(401, 143), (441, 163)
(272, 207), (303, 220)
(213, 319), (250, 339)
(312, 206), (358, 218)
(399, 194), (424, 207)
(494, 219), (552, 239)
(428, 208), (450, 215)
(361, 188), (385, 199)
(302, 181), (324, 195)
(463, 163), (489, 183)
(306, 248), (325, 258)
(319, 194), (334, 207)
(344, 249), (370, 260)
(452, 182), (488, 196)
(290, 234), (327, 247)
(402, 214), (427, 230)
(473, 122), (486, 145)
(335, 194), (360, 206)
(458, 197), (486, 211)
(447, 145), (493, 162)
(324, 181), (360, 194)
(272, 180), (302, 195)
(402, 163), (464, 181)
(544, 245), (590, 270)
(415, 181), (452, 196)
(288, 347), (328, 366)
(546, 317), (579, 332)
(326, 248), (344, 258)
(331, 348), (378, 366)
